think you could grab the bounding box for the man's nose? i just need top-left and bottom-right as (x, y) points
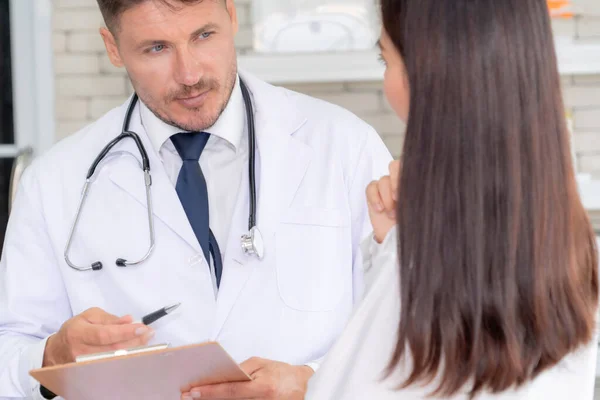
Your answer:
(173, 49), (202, 87)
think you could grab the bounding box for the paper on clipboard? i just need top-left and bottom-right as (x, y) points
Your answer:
(29, 341), (251, 400)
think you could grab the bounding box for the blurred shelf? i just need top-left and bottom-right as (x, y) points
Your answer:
(238, 38), (600, 84)
(572, 0), (600, 16)
(580, 179), (600, 212)
(556, 38), (600, 76)
(238, 50), (384, 84)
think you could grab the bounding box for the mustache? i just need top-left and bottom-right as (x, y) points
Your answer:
(167, 80), (218, 101)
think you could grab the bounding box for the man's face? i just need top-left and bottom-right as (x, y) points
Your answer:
(101, 0), (239, 131)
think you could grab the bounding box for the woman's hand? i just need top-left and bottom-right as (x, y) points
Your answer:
(366, 160), (400, 243)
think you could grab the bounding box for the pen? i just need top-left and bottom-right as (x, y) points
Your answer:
(74, 305), (180, 364)
(137, 303), (181, 325)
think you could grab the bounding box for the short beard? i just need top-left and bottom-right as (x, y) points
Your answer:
(135, 63), (238, 132)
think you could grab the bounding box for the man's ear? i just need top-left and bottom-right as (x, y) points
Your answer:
(225, 0), (239, 35)
(99, 27), (124, 68)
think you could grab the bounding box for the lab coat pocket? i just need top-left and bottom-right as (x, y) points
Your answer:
(276, 207), (351, 312)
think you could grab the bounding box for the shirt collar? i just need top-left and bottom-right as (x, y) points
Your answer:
(140, 74), (244, 154)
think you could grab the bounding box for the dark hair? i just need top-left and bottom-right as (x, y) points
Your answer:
(382, 0), (599, 397)
(96, 0), (205, 31)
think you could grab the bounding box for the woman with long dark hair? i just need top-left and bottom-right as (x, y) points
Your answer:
(305, 0), (599, 398)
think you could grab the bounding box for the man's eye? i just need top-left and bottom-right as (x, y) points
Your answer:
(200, 32), (213, 39)
(150, 44), (165, 53)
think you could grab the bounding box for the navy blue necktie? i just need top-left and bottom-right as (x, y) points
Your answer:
(171, 132), (223, 287)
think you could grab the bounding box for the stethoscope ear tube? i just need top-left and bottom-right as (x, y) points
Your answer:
(64, 180), (103, 271)
(66, 93), (154, 271)
(86, 134), (123, 180)
(86, 94), (151, 180)
(123, 96), (151, 172)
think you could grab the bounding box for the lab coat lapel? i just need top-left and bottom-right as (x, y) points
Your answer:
(253, 119), (312, 243)
(107, 99), (203, 255)
(212, 71), (311, 336)
(241, 71), (311, 242)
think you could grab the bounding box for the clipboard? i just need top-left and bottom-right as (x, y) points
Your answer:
(29, 341), (251, 400)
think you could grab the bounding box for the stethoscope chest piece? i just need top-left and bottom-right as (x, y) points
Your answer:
(241, 226), (264, 260)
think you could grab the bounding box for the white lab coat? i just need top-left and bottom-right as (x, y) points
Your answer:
(0, 70), (393, 399)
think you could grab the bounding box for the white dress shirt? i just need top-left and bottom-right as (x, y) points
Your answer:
(305, 227), (599, 399)
(140, 75), (247, 292)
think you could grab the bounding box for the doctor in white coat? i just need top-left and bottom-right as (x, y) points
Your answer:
(0, 0), (392, 399)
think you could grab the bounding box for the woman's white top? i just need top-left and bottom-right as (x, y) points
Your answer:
(305, 227), (599, 399)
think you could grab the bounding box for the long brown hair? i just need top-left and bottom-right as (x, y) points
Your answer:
(381, 0), (599, 397)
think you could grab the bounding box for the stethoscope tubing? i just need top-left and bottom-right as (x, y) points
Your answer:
(64, 78), (258, 271)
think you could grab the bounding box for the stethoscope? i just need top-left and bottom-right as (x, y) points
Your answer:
(64, 78), (264, 272)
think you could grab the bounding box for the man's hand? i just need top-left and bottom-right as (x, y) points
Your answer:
(181, 357), (314, 400)
(43, 307), (154, 366)
(366, 160), (400, 243)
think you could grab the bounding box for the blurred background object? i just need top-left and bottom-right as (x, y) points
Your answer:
(573, 0), (600, 16)
(549, 0), (574, 18)
(252, 0), (379, 53)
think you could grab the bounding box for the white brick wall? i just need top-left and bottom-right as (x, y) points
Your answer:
(51, 1), (600, 177)
(54, 54), (100, 75)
